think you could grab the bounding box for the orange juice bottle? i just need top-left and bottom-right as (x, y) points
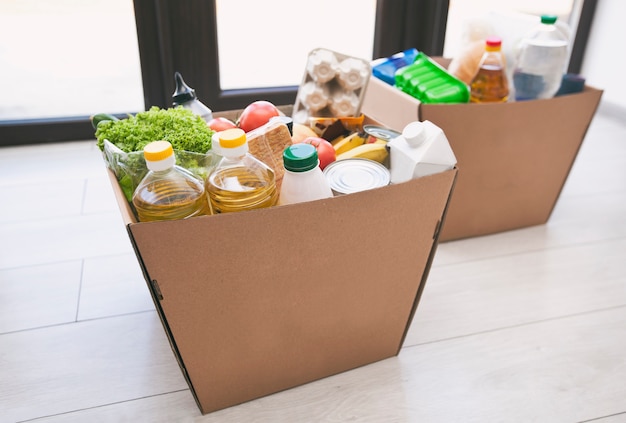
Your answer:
(470, 36), (509, 103)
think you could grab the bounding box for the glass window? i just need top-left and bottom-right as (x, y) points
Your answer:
(215, 0), (377, 90)
(0, 0), (144, 121)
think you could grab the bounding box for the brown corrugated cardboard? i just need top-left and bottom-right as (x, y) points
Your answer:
(105, 115), (457, 414)
(362, 68), (603, 241)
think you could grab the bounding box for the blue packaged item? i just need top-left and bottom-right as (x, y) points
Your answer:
(371, 48), (419, 85)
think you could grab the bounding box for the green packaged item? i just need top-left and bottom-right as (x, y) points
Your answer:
(395, 52), (470, 104)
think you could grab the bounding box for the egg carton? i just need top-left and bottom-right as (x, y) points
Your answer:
(292, 48), (371, 125)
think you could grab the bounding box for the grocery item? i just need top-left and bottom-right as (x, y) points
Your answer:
(237, 100), (281, 132)
(394, 52), (470, 104)
(294, 137), (336, 170)
(513, 15), (570, 101)
(293, 48), (371, 124)
(94, 106), (213, 154)
(172, 71), (213, 122)
(132, 141), (209, 222)
(447, 16), (496, 84)
(388, 121), (457, 184)
(206, 128), (278, 214)
(335, 142), (388, 164)
(278, 143), (333, 205)
(245, 119), (293, 191)
(371, 48), (419, 85)
(470, 36), (509, 103)
(323, 158), (390, 195)
(332, 132), (367, 155)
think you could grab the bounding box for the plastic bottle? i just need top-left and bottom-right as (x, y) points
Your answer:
(278, 143), (333, 205)
(172, 71), (213, 122)
(470, 36), (509, 103)
(513, 15), (570, 101)
(388, 121), (457, 184)
(132, 140), (209, 222)
(206, 128), (278, 214)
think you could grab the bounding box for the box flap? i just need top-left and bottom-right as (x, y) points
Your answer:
(362, 76), (420, 130)
(127, 168), (457, 413)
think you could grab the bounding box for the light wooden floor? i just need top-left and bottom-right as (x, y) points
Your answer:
(1, 107), (625, 423)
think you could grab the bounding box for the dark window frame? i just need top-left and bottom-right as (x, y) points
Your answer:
(0, 0), (596, 147)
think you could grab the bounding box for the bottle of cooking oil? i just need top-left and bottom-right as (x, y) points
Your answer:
(470, 36), (509, 103)
(206, 128), (278, 214)
(132, 140), (209, 222)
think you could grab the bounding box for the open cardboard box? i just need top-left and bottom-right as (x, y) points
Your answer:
(362, 58), (603, 241)
(105, 112), (458, 414)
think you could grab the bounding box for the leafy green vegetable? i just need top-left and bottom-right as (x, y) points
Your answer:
(95, 106), (214, 153)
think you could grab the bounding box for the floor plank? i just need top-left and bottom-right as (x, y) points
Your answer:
(0, 312), (188, 423)
(23, 307), (626, 423)
(409, 237), (626, 345)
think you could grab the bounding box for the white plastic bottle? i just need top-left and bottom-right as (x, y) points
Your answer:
(388, 121), (457, 184)
(172, 71), (213, 122)
(278, 143), (333, 205)
(513, 15), (570, 101)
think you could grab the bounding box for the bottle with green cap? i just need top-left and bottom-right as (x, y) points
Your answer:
(132, 140), (209, 222)
(513, 14), (570, 100)
(206, 128), (278, 213)
(278, 143), (333, 206)
(172, 71), (213, 122)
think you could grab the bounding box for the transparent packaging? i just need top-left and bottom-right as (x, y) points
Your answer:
(513, 15), (570, 101)
(206, 128), (278, 214)
(470, 36), (509, 103)
(132, 141), (209, 222)
(293, 48), (371, 125)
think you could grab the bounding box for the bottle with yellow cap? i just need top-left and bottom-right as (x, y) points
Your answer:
(206, 128), (278, 214)
(132, 140), (209, 222)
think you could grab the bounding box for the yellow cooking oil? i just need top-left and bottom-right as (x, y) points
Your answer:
(206, 128), (278, 214)
(132, 140), (209, 222)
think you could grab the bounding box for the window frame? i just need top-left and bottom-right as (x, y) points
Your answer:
(0, 0), (596, 147)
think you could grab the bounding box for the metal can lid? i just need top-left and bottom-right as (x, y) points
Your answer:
(323, 158), (390, 195)
(363, 125), (401, 141)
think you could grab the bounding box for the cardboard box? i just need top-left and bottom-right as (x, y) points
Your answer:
(105, 114), (457, 414)
(362, 62), (603, 241)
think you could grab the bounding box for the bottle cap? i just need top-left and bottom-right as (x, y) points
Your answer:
(283, 143), (319, 172)
(143, 140), (176, 171)
(172, 71), (197, 106)
(402, 122), (427, 147)
(485, 36), (502, 51)
(144, 140), (174, 162)
(541, 15), (557, 25)
(218, 128), (246, 149)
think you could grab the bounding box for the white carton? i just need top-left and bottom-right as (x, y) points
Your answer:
(389, 121), (457, 184)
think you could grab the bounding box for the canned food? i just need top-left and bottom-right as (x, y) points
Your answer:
(363, 125), (401, 142)
(323, 158), (391, 195)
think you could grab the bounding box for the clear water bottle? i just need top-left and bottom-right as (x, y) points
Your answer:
(278, 143), (333, 205)
(172, 71), (213, 122)
(132, 141), (209, 222)
(206, 128), (278, 214)
(513, 15), (570, 101)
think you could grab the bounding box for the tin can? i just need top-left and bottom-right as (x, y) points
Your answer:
(363, 125), (401, 143)
(323, 158), (391, 195)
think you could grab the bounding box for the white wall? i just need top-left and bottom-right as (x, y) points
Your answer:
(581, 0), (626, 111)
